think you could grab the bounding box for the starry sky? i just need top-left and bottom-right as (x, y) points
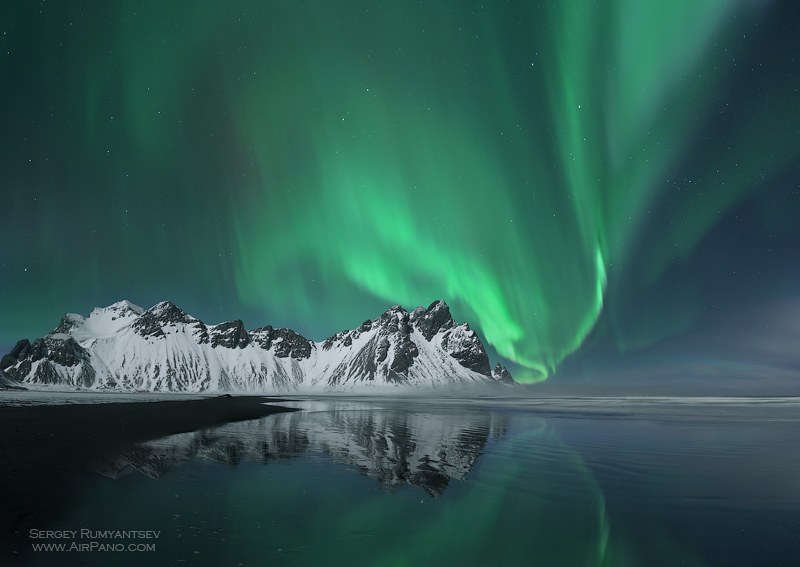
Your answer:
(2, 0), (799, 387)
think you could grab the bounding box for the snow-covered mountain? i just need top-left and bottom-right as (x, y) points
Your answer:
(0, 300), (514, 392)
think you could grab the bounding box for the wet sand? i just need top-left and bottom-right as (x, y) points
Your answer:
(0, 395), (296, 560)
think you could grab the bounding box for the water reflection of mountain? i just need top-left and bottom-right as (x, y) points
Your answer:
(95, 402), (509, 496)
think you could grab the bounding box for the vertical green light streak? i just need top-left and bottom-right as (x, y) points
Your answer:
(228, 1), (770, 382)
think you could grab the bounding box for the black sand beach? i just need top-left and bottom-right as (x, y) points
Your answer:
(0, 395), (295, 560)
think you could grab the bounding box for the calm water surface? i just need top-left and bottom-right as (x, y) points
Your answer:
(16, 397), (800, 566)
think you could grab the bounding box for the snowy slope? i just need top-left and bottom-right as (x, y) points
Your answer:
(1, 300), (514, 392)
(0, 367), (26, 390)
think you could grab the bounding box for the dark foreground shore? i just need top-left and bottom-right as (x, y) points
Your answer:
(0, 395), (296, 560)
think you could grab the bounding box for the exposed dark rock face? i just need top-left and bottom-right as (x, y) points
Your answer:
(149, 301), (195, 325)
(131, 312), (166, 338)
(492, 364), (515, 384)
(2, 335), (95, 386)
(132, 302), (206, 340)
(250, 326), (312, 359)
(322, 330), (351, 351)
(51, 314), (79, 335)
(210, 320), (250, 349)
(410, 300), (492, 377)
(382, 307), (419, 380)
(41, 336), (85, 367)
(440, 325), (491, 377)
(1, 339), (31, 370)
(194, 323), (209, 344)
(376, 336), (390, 363)
(28, 338), (47, 361)
(411, 299), (455, 340)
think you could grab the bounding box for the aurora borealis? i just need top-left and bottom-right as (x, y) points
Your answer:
(2, 1), (799, 384)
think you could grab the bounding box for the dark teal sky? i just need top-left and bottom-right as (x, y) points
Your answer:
(2, 1), (799, 385)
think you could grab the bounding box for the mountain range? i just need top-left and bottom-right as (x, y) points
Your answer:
(0, 300), (514, 392)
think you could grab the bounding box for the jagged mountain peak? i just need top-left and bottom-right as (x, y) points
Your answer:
(492, 364), (514, 384)
(385, 304), (407, 313)
(86, 300), (144, 322)
(427, 298), (450, 311)
(210, 320), (249, 349)
(104, 300), (145, 315)
(376, 305), (413, 333)
(377, 304), (409, 321)
(412, 299), (455, 340)
(146, 301), (194, 321)
(132, 300), (203, 339)
(0, 339), (31, 371)
(322, 306), (410, 351)
(51, 313), (84, 335)
(250, 325), (313, 359)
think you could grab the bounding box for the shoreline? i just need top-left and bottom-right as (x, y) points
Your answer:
(0, 395), (296, 558)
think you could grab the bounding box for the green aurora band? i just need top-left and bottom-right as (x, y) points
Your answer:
(230, 0), (782, 382)
(2, 1), (798, 383)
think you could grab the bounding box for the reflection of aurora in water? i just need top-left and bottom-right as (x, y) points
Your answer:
(82, 402), (616, 565)
(56, 399), (800, 566)
(80, 400), (798, 566)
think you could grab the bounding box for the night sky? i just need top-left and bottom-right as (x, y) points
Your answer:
(2, 1), (799, 387)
